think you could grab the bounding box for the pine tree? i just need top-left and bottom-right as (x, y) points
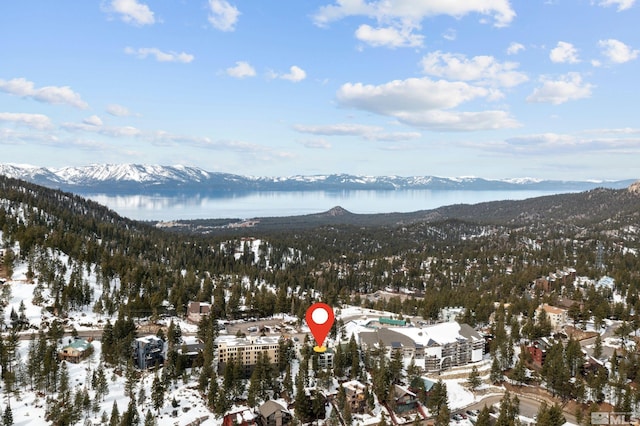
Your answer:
(2, 405), (13, 426)
(343, 402), (352, 425)
(467, 365), (482, 392)
(124, 359), (138, 399)
(294, 383), (312, 422)
(138, 386), (146, 406)
(214, 388), (231, 416)
(144, 410), (156, 426)
(96, 367), (109, 400)
(593, 333), (603, 359)
(151, 373), (164, 413)
(496, 391), (519, 426)
(537, 402), (566, 426)
(434, 404), (450, 426)
(283, 364), (293, 401)
(207, 373), (218, 410)
(490, 356), (503, 384)
(109, 401), (120, 426)
(58, 362), (71, 406)
(427, 380), (449, 418)
(511, 355), (527, 386)
(120, 398), (140, 426)
(476, 405), (491, 426)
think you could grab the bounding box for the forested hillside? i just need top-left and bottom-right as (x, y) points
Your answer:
(3, 175), (640, 326)
(3, 176), (640, 425)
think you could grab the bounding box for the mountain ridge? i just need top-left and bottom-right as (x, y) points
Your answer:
(0, 163), (635, 194)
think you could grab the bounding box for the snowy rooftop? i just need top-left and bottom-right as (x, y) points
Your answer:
(389, 322), (481, 346)
(215, 334), (281, 347)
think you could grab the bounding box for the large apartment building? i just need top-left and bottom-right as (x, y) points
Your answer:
(214, 335), (281, 375)
(358, 322), (484, 372)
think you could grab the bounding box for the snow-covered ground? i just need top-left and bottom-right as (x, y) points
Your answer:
(10, 339), (218, 426)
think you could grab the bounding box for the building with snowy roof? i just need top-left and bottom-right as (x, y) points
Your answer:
(341, 380), (368, 413)
(59, 337), (93, 363)
(132, 335), (165, 369)
(392, 384), (419, 414)
(214, 335), (281, 376)
(223, 408), (257, 426)
(186, 301), (211, 324)
(257, 400), (291, 426)
(358, 322), (483, 372)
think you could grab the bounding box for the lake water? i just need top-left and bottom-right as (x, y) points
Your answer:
(84, 189), (574, 221)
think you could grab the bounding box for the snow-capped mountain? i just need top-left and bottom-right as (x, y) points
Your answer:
(54, 164), (213, 184)
(0, 163), (635, 194)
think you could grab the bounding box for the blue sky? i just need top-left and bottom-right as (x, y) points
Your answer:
(1, 0), (639, 180)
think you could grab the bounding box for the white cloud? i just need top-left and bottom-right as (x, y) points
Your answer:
(106, 0), (155, 25)
(0, 77), (88, 109)
(598, 39), (639, 63)
(363, 131), (422, 141)
(506, 42), (525, 55)
(584, 127), (640, 135)
(506, 133), (575, 147)
(0, 112), (53, 130)
(502, 132), (640, 155)
(281, 66), (307, 82)
(527, 72), (593, 104)
(598, 0), (635, 11)
(550, 41), (580, 63)
(124, 47), (194, 63)
(294, 123), (383, 136)
(299, 138), (332, 149)
(0, 128), (62, 145)
(294, 123), (421, 141)
(337, 77), (490, 115)
(208, 0), (240, 31)
(106, 104), (132, 117)
(313, 0), (516, 29)
(145, 131), (294, 161)
(394, 110), (520, 131)
(335, 77), (519, 131)
(62, 120), (142, 137)
(420, 51), (528, 88)
(355, 24), (424, 48)
(226, 61), (256, 78)
(442, 29), (457, 41)
(83, 115), (103, 126)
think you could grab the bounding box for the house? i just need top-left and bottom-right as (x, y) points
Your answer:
(132, 335), (165, 369)
(59, 338), (93, 363)
(257, 400), (292, 426)
(526, 338), (552, 366)
(342, 380), (367, 413)
(392, 384), (418, 414)
(534, 277), (550, 293)
(187, 301), (211, 324)
(536, 304), (568, 331)
(223, 408), (257, 426)
(179, 335), (205, 368)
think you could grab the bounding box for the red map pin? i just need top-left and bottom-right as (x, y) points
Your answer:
(305, 302), (334, 353)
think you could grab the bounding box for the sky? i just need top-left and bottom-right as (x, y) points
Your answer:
(1, 0), (639, 180)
